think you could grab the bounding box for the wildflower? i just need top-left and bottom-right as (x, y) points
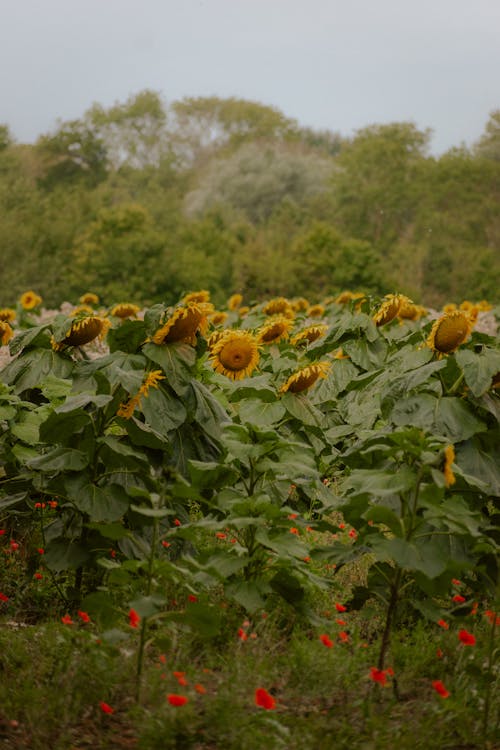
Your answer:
(173, 671), (188, 686)
(99, 701), (114, 714)
(61, 614), (74, 625)
(427, 311), (471, 354)
(369, 667), (388, 686)
(9, 541), (19, 551)
(167, 694), (188, 706)
(238, 628), (248, 641)
(188, 594), (198, 603)
(173, 518), (181, 527)
(336, 618), (346, 626)
(484, 610), (500, 626)
(255, 687), (276, 710)
(348, 529), (357, 539)
(209, 330), (260, 380)
(194, 683), (206, 694)
(128, 608), (141, 628)
(443, 445), (456, 487)
(335, 603), (347, 613)
(436, 648), (444, 659)
(451, 578), (461, 586)
(37, 548), (45, 555)
(34, 573), (43, 580)
(0, 529), (5, 535)
(158, 654), (167, 664)
(453, 594), (466, 603)
(215, 532), (227, 539)
(338, 631), (349, 643)
(257, 316), (293, 345)
(319, 634), (334, 648)
(458, 629), (476, 646)
(161, 540), (171, 548)
(78, 610), (91, 623)
(20, 290), (42, 310)
(437, 619), (449, 629)
(289, 527), (299, 535)
(0, 593), (9, 602)
(280, 361), (330, 394)
(432, 680), (450, 698)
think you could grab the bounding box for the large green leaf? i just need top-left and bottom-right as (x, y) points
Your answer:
(141, 385), (187, 435)
(40, 409), (93, 444)
(455, 348), (500, 397)
(433, 397), (487, 441)
(65, 475), (130, 521)
(2, 349), (74, 393)
(142, 342), (196, 395)
(344, 467), (416, 497)
(239, 397), (286, 427)
(27, 446), (89, 472)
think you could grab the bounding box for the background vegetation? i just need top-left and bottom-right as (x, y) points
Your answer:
(1, 91), (499, 309)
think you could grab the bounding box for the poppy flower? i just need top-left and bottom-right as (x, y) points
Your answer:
(194, 683), (206, 694)
(99, 701), (114, 714)
(0, 593), (9, 602)
(437, 619), (449, 630)
(432, 680), (450, 698)
(458, 629), (476, 646)
(78, 610), (91, 623)
(319, 634), (334, 648)
(61, 614), (74, 625)
(128, 608), (141, 628)
(335, 603), (347, 612)
(453, 594), (466, 603)
(255, 687), (276, 710)
(369, 667), (387, 686)
(167, 694), (188, 706)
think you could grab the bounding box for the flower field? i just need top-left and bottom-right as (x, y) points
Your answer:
(0, 289), (499, 749)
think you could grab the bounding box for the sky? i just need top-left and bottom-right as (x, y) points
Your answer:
(1, 0), (499, 154)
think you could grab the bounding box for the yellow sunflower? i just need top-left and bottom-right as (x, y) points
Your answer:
(426, 311), (472, 354)
(152, 303), (206, 346)
(238, 306), (250, 316)
(443, 445), (456, 488)
(306, 304), (325, 318)
(280, 361), (331, 394)
(110, 303), (141, 319)
(335, 290), (365, 305)
(227, 293), (243, 311)
(79, 292), (99, 305)
(71, 304), (94, 316)
(373, 294), (403, 326)
(291, 297), (310, 312)
(262, 297), (294, 317)
(257, 316), (293, 345)
(477, 299), (492, 312)
(209, 330), (260, 380)
(51, 315), (109, 351)
(0, 308), (16, 323)
(183, 290), (211, 305)
(290, 324), (329, 346)
(459, 300), (479, 324)
(117, 370), (165, 418)
(442, 303), (457, 314)
(20, 291), (42, 310)
(0, 321), (14, 347)
(209, 311), (229, 326)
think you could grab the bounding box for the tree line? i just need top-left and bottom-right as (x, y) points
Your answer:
(1, 91), (499, 309)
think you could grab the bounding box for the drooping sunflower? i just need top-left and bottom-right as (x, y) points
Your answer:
(227, 293), (243, 311)
(79, 292), (100, 306)
(183, 290), (211, 305)
(0, 308), (16, 323)
(51, 314), (109, 351)
(152, 303), (206, 346)
(373, 294), (403, 326)
(71, 304), (94, 316)
(291, 297), (310, 312)
(257, 316), (293, 345)
(20, 291), (42, 310)
(209, 311), (229, 327)
(209, 330), (260, 380)
(262, 297), (294, 318)
(110, 303), (141, 319)
(0, 320), (14, 347)
(290, 324), (328, 347)
(238, 306), (250, 316)
(280, 361), (331, 394)
(306, 304), (325, 318)
(426, 311), (472, 354)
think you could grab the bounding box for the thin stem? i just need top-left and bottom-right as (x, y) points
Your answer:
(482, 610), (498, 748)
(135, 516), (159, 703)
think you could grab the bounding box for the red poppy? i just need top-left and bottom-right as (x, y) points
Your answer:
(34, 573), (43, 580)
(37, 548), (45, 555)
(255, 688), (276, 710)
(436, 647), (444, 659)
(238, 628), (248, 641)
(99, 701), (114, 714)
(128, 608), (141, 628)
(77, 610), (91, 623)
(369, 667), (387, 686)
(458, 629), (476, 646)
(194, 683), (206, 694)
(319, 634), (334, 648)
(173, 519), (181, 527)
(9, 541), (19, 551)
(61, 614), (74, 625)
(287, 513), (298, 520)
(348, 529), (357, 539)
(338, 631), (349, 643)
(437, 619), (449, 630)
(452, 594), (466, 603)
(0, 529), (5, 535)
(167, 694), (188, 706)
(451, 578), (461, 586)
(289, 527), (299, 535)
(161, 540), (170, 548)
(215, 532), (227, 539)
(432, 680), (450, 698)
(0, 592), (9, 602)
(335, 603), (347, 612)
(188, 594), (197, 603)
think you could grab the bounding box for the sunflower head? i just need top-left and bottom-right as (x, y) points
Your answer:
(427, 311), (471, 354)
(51, 314), (108, 350)
(79, 292), (99, 306)
(0, 308), (16, 323)
(306, 304), (325, 319)
(280, 361), (331, 394)
(291, 324), (328, 347)
(262, 297), (294, 317)
(209, 311), (228, 327)
(110, 303), (141, 319)
(152, 303), (206, 346)
(291, 297), (310, 312)
(373, 294), (403, 326)
(209, 330), (260, 380)
(257, 316), (293, 345)
(0, 321), (14, 347)
(442, 303), (457, 314)
(183, 290), (211, 305)
(238, 306), (250, 317)
(20, 291), (42, 310)
(227, 293), (243, 311)
(71, 304), (94, 316)
(477, 299), (492, 312)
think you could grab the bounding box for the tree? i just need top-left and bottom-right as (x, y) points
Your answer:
(36, 120), (108, 189)
(474, 109), (500, 161)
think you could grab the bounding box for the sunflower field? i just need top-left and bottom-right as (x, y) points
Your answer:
(0, 289), (499, 749)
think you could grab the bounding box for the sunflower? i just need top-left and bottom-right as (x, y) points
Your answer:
(280, 361), (331, 394)
(79, 292), (99, 305)
(51, 314), (108, 350)
(0, 308), (16, 323)
(209, 330), (260, 380)
(291, 324), (328, 347)
(20, 291), (42, 310)
(0, 321), (14, 347)
(291, 297), (310, 312)
(110, 303), (141, 319)
(207, 330), (227, 351)
(426, 311), (471, 354)
(335, 290), (364, 305)
(227, 293), (243, 311)
(238, 306), (250, 316)
(257, 316), (293, 345)
(209, 311), (228, 326)
(442, 303), (457, 314)
(373, 294), (403, 326)
(477, 299), (492, 312)
(306, 304), (325, 318)
(71, 304), (94, 316)
(183, 290), (211, 305)
(262, 297), (294, 317)
(152, 303), (206, 346)
(459, 300), (479, 324)
(443, 445), (456, 488)
(117, 369), (165, 419)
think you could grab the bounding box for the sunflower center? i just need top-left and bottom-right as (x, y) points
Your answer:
(219, 341), (253, 370)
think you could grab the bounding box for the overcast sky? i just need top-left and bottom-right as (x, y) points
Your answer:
(1, 0), (499, 153)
